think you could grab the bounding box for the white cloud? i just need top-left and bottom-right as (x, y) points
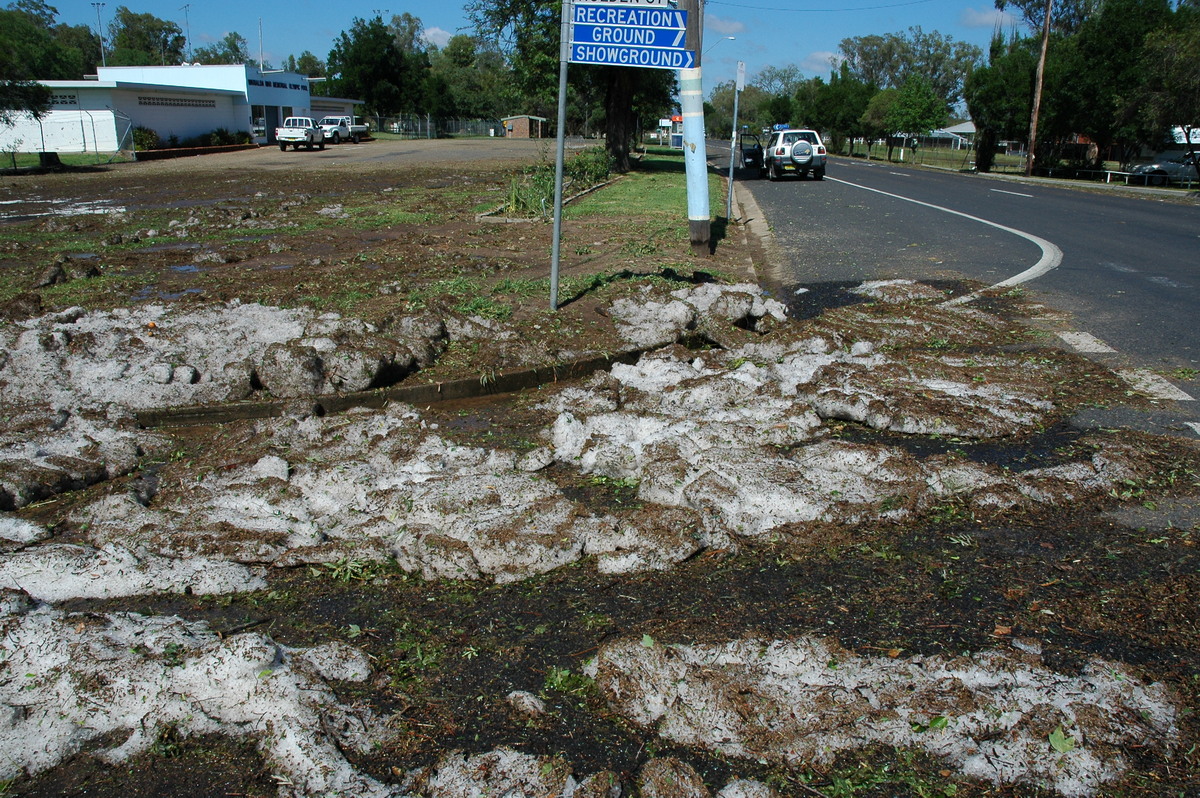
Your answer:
(801, 51), (841, 76)
(423, 26), (452, 48)
(961, 6), (1021, 29)
(705, 15), (745, 35)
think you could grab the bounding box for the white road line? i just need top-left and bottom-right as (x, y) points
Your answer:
(991, 188), (1034, 198)
(1116, 369), (1195, 401)
(1057, 331), (1116, 353)
(1186, 422), (1200, 437)
(825, 177), (1064, 305)
(889, 172), (911, 177)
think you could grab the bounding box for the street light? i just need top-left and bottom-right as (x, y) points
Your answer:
(702, 35), (735, 59)
(91, 2), (106, 68)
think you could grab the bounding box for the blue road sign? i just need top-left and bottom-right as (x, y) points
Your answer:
(572, 23), (687, 49)
(570, 2), (694, 71)
(570, 43), (695, 69)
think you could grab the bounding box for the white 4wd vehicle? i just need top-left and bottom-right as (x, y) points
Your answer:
(275, 117), (325, 151)
(763, 128), (826, 181)
(316, 115), (368, 144)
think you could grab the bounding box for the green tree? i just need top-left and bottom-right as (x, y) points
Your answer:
(389, 12), (425, 54)
(0, 2), (81, 126)
(994, 0), (1102, 34)
(753, 64), (803, 97)
(428, 35), (512, 119)
(838, 27), (982, 110)
(193, 32), (251, 65)
(53, 21), (102, 75)
(885, 74), (947, 141)
(107, 6), (185, 66)
(1141, 5), (1200, 177)
(327, 16), (408, 116)
(813, 63), (876, 153)
(860, 88), (900, 159)
(1065, 0), (1172, 165)
(296, 51), (326, 77)
(706, 80), (771, 138)
(466, 0), (674, 172)
(964, 34), (1036, 171)
(763, 95), (794, 128)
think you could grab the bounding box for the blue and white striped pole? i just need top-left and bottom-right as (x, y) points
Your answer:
(679, 66), (710, 255)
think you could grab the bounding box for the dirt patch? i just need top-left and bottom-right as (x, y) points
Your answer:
(0, 143), (1198, 798)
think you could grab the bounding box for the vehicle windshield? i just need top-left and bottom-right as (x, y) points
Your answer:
(782, 132), (818, 145)
(318, 118), (339, 125)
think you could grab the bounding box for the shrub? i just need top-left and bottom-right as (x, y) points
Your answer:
(504, 147), (613, 218)
(132, 126), (161, 151)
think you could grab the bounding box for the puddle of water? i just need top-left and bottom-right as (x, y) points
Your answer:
(144, 242), (202, 253)
(0, 198), (127, 220)
(132, 287), (205, 302)
(831, 419), (1088, 472)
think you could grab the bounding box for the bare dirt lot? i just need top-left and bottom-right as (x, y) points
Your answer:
(0, 140), (1198, 798)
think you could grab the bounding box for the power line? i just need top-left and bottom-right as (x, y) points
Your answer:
(708, 0), (937, 11)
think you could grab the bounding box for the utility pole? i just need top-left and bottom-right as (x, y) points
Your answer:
(1026, 0), (1053, 177)
(678, 0), (710, 256)
(91, 2), (106, 68)
(180, 4), (191, 61)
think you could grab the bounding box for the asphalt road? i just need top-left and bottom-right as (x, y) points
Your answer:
(737, 154), (1200, 435)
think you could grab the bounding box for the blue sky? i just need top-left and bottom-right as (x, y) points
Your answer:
(60, 0), (1025, 94)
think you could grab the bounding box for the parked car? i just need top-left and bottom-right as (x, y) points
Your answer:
(763, 128), (826, 180)
(1130, 151), (1200, 186)
(315, 115), (369, 144)
(274, 117), (325, 151)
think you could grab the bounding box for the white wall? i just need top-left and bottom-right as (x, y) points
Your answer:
(0, 110), (121, 153)
(114, 89), (240, 143)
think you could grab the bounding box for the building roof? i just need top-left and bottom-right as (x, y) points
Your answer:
(941, 121), (977, 135)
(501, 115), (548, 122)
(40, 80), (243, 96)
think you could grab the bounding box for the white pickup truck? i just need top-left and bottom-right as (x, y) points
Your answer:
(316, 115), (369, 144)
(275, 117), (326, 151)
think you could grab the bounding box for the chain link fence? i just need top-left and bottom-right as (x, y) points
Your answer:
(367, 115), (504, 139)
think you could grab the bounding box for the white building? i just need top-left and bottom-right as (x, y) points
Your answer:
(0, 64), (359, 154)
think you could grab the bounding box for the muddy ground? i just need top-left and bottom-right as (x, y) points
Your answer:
(0, 142), (1198, 798)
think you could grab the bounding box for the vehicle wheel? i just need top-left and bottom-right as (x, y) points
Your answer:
(278, 142), (286, 151)
(1148, 172), (1167, 187)
(318, 140), (325, 150)
(305, 142), (313, 150)
(293, 143), (301, 151)
(331, 132), (340, 145)
(814, 167), (825, 180)
(768, 162), (778, 181)
(351, 133), (360, 144)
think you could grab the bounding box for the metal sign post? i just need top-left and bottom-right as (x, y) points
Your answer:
(726, 60), (745, 221)
(550, 0), (573, 311)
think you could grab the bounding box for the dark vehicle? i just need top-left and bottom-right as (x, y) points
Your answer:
(739, 132), (764, 175)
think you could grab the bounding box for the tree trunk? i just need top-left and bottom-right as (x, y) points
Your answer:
(38, 152), (63, 167)
(974, 128), (998, 172)
(604, 69), (635, 173)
